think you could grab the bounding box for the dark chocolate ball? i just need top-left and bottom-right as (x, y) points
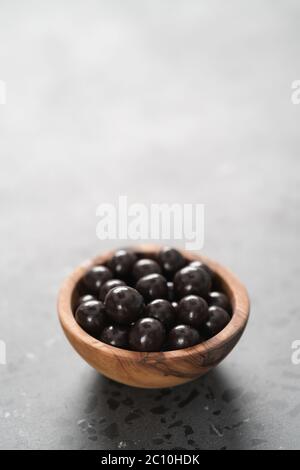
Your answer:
(167, 282), (176, 302)
(129, 317), (166, 352)
(177, 295), (209, 328)
(132, 258), (162, 280)
(104, 286), (144, 325)
(82, 265), (112, 295)
(99, 279), (126, 301)
(174, 266), (211, 299)
(189, 260), (214, 280)
(100, 325), (129, 349)
(168, 324), (202, 350)
(75, 300), (106, 338)
(204, 306), (231, 337)
(145, 299), (176, 330)
(107, 249), (137, 278)
(76, 294), (96, 308)
(207, 291), (231, 313)
(136, 273), (168, 303)
(158, 246), (186, 276)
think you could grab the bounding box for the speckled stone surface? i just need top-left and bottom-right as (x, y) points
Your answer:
(0, 0), (300, 450)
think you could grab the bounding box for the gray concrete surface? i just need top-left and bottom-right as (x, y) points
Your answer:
(0, 0), (300, 449)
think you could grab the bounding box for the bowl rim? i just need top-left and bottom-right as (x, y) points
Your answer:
(57, 244), (250, 361)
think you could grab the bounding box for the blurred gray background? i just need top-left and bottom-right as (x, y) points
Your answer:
(0, 0), (300, 449)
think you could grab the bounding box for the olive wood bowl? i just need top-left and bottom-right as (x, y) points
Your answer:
(57, 244), (250, 388)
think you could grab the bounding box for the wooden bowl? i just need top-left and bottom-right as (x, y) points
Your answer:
(57, 245), (250, 388)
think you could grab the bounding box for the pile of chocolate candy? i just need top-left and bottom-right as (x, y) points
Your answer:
(74, 247), (231, 352)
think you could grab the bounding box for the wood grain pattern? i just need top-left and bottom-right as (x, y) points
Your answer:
(57, 245), (250, 388)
